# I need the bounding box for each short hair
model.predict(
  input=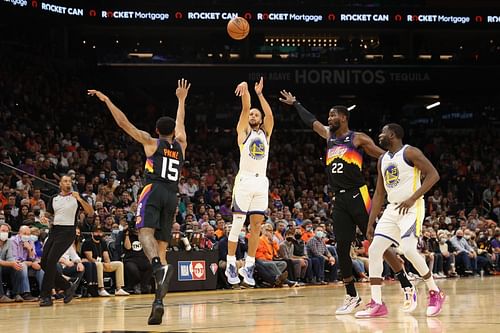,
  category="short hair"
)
[156,116,176,136]
[386,123,405,139]
[331,105,350,120]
